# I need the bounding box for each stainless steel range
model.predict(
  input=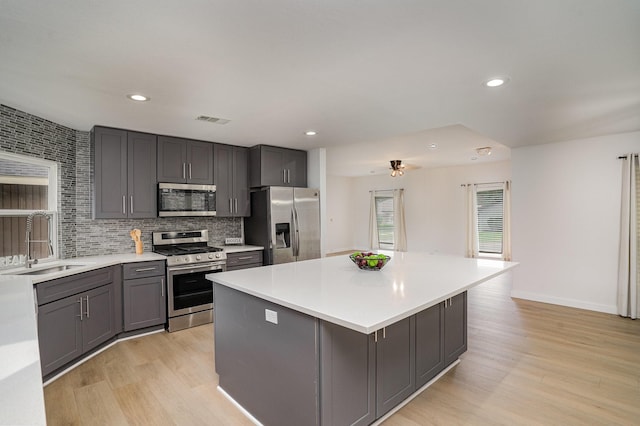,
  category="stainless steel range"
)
[152,229,226,332]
